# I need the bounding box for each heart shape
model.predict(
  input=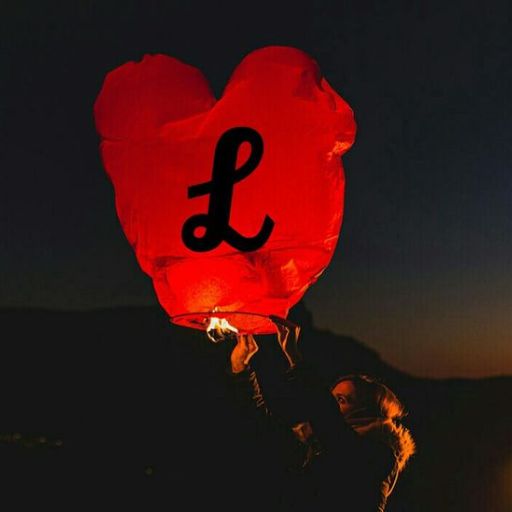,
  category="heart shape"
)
[94,46,356,334]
